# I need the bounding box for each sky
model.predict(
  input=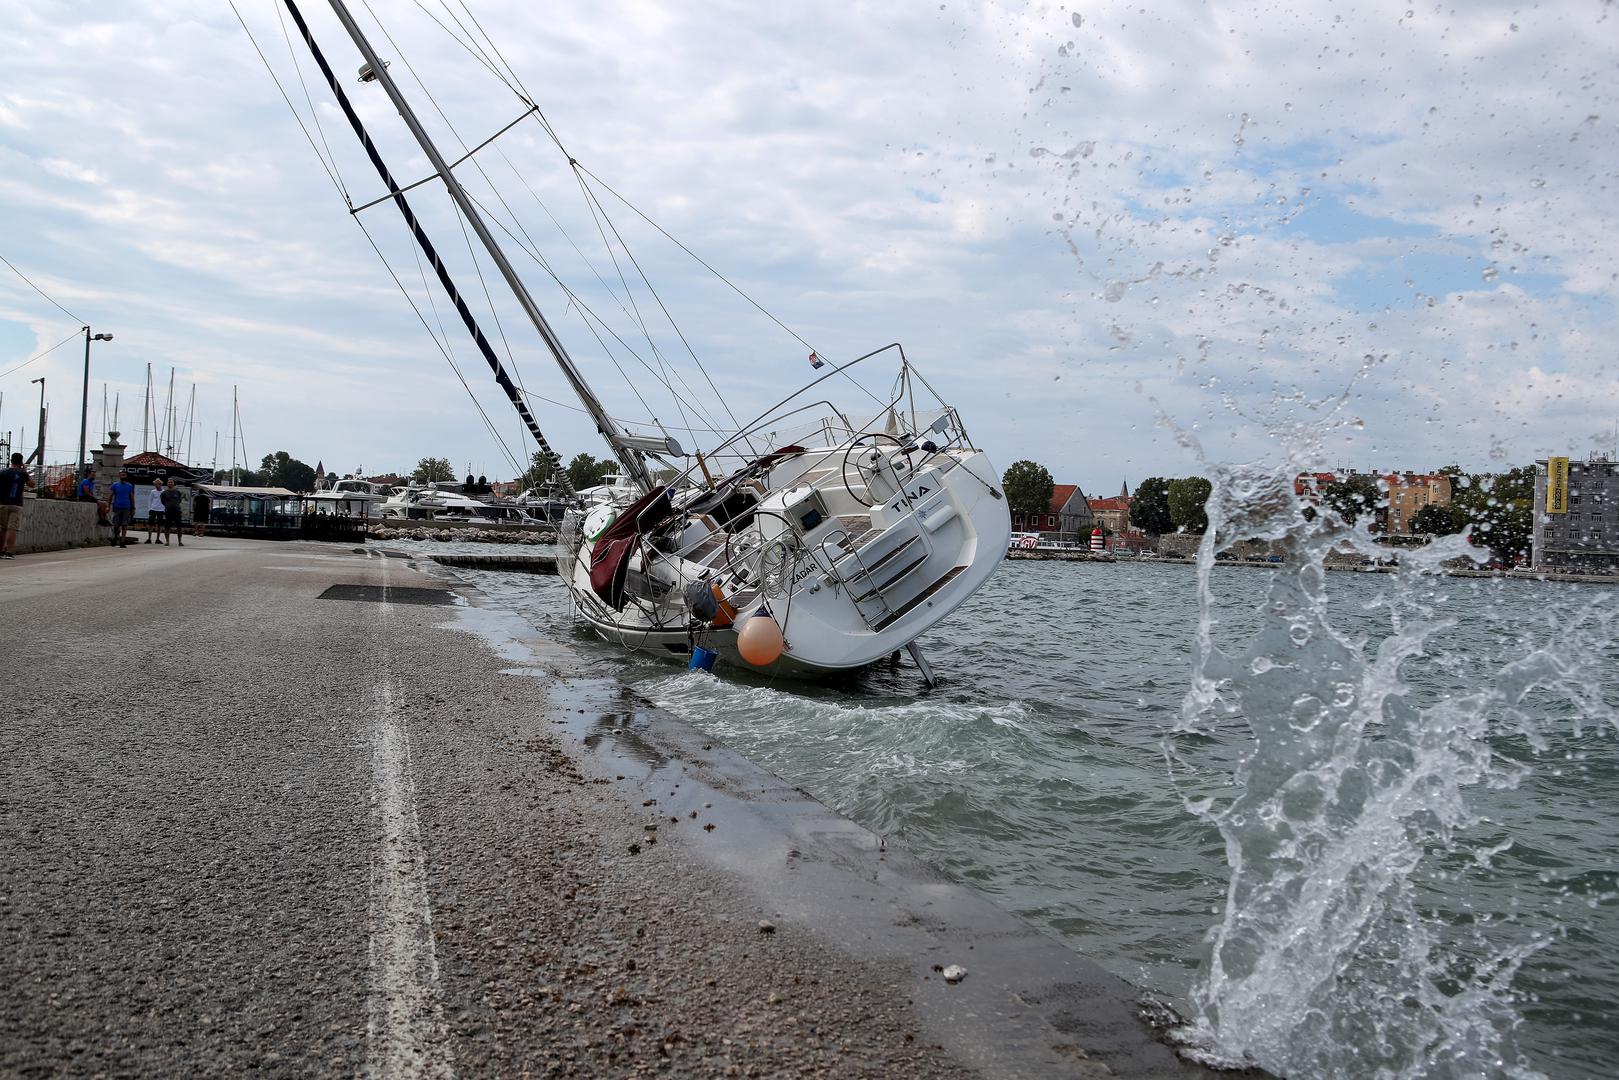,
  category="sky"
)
[1,0,1615,496]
